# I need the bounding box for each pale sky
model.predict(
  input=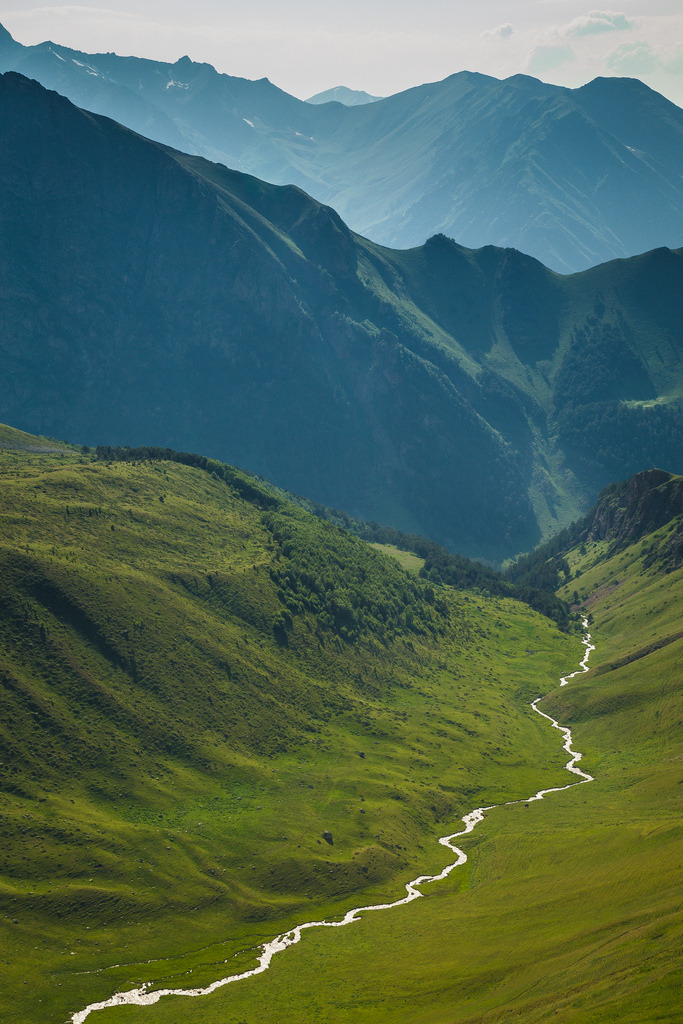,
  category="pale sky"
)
[2,1,683,105]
